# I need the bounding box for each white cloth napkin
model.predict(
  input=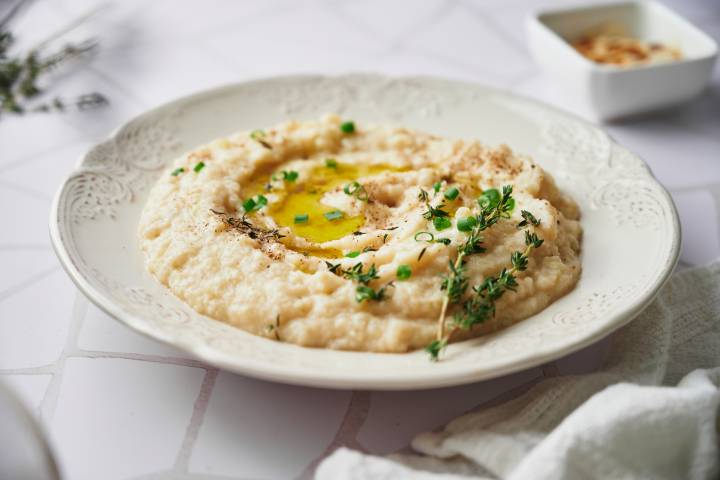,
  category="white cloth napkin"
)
[316,261,720,480]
